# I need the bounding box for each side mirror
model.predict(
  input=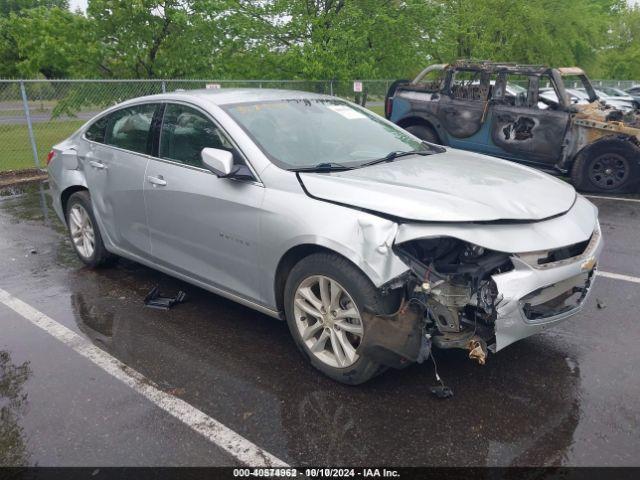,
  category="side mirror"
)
[201,148,233,177]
